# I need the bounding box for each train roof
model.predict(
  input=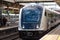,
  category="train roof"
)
[45,8,60,14]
